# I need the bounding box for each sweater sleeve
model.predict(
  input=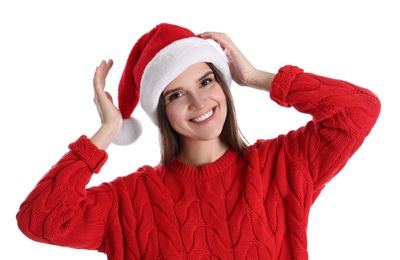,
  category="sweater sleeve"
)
[16,135,114,250]
[269,65,380,196]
